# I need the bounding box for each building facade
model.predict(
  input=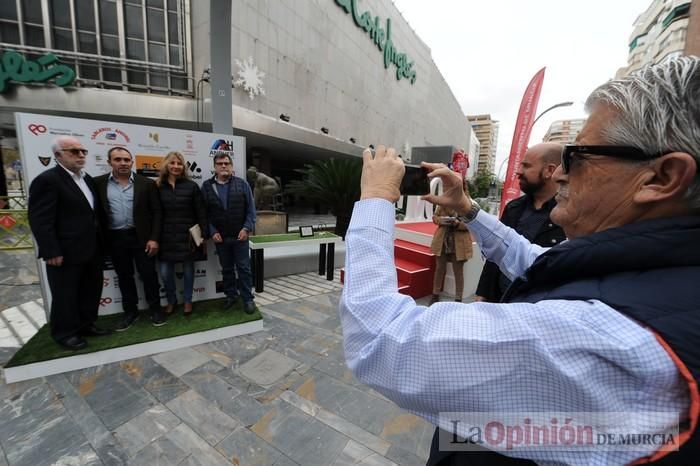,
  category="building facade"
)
[542,118,586,144]
[684,0,700,55]
[466,114,498,175]
[0,0,471,194]
[616,0,694,77]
